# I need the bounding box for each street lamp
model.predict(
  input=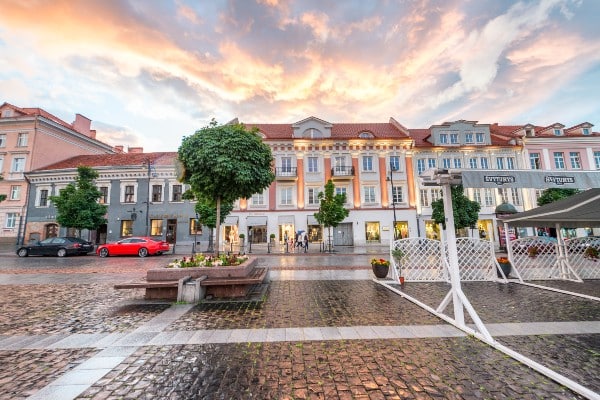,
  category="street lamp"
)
[143,159,157,237]
[248,227,253,254]
[386,161,399,240]
[192,212,199,254]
